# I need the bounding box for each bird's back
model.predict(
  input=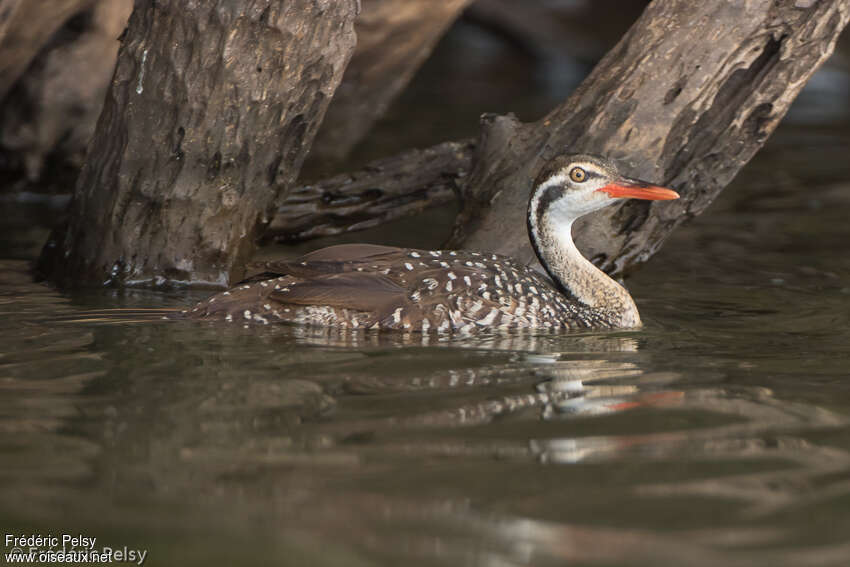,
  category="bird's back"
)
[183,244,607,331]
